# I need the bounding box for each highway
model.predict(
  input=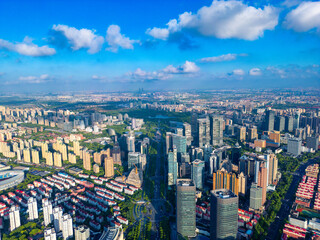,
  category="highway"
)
[265,158,318,240]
